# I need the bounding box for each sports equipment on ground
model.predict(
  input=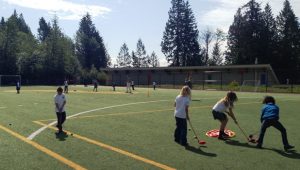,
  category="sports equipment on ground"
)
[235,123,256,143]
[188,119,206,145]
